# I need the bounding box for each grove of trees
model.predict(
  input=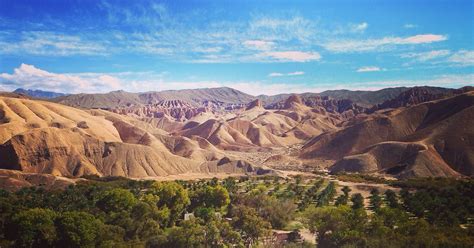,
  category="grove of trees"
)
[0,176,472,247]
